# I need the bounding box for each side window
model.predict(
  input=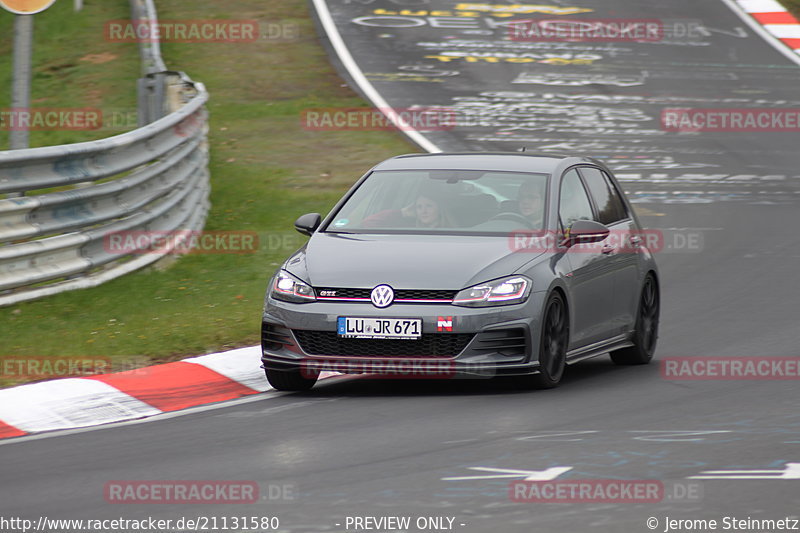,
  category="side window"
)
[602,170,629,220]
[559,169,594,227]
[580,167,628,225]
